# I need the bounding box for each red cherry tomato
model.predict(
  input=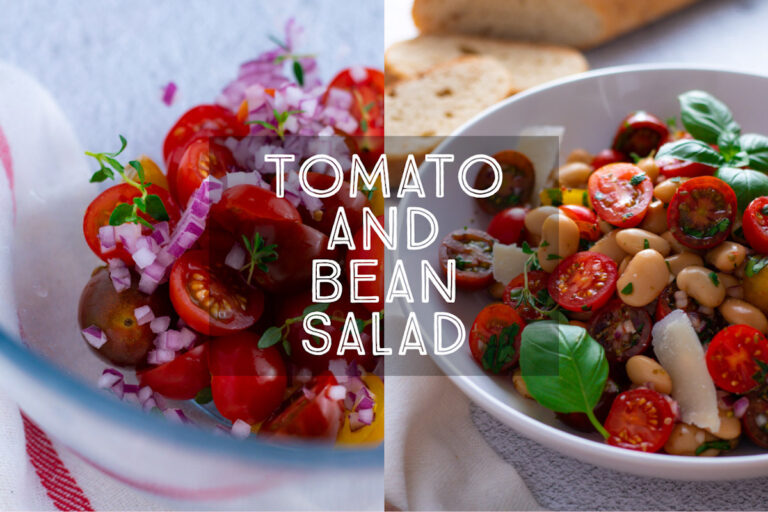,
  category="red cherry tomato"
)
[137,343,210,400]
[83,183,180,264]
[605,388,675,452]
[548,252,618,313]
[210,184,301,236]
[169,250,264,336]
[208,331,287,424]
[296,172,369,236]
[667,176,737,250]
[487,207,527,245]
[558,205,601,241]
[163,105,247,166]
[657,156,716,179]
[588,163,653,228]
[174,138,237,208]
[592,149,627,169]
[347,217,385,312]
[612,111,669,158]
[743,393,768,449]
[503,270,550,321]
[706,325,768,394]
[261,372,345,440]
[557,378,620,433]
[469,304,526,373]
[588,300,652,363]
[474,151,536,214]
[743,197,768,255]
[438,229,496,290]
